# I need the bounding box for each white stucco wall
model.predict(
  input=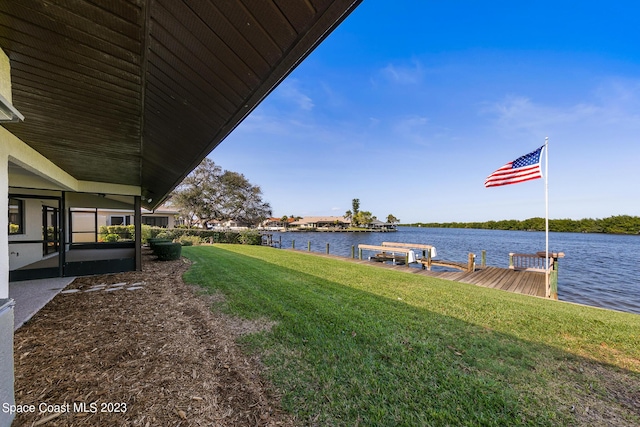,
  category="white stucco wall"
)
[1,150,8,298]
[0,299,15,427]
[0,80,11,294]
[0,47,16,426]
